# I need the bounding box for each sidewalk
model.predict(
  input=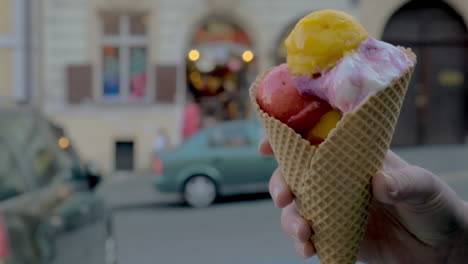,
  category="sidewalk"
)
[98,173,181,209]
[394,144,468,175]
[395,145,468,200]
